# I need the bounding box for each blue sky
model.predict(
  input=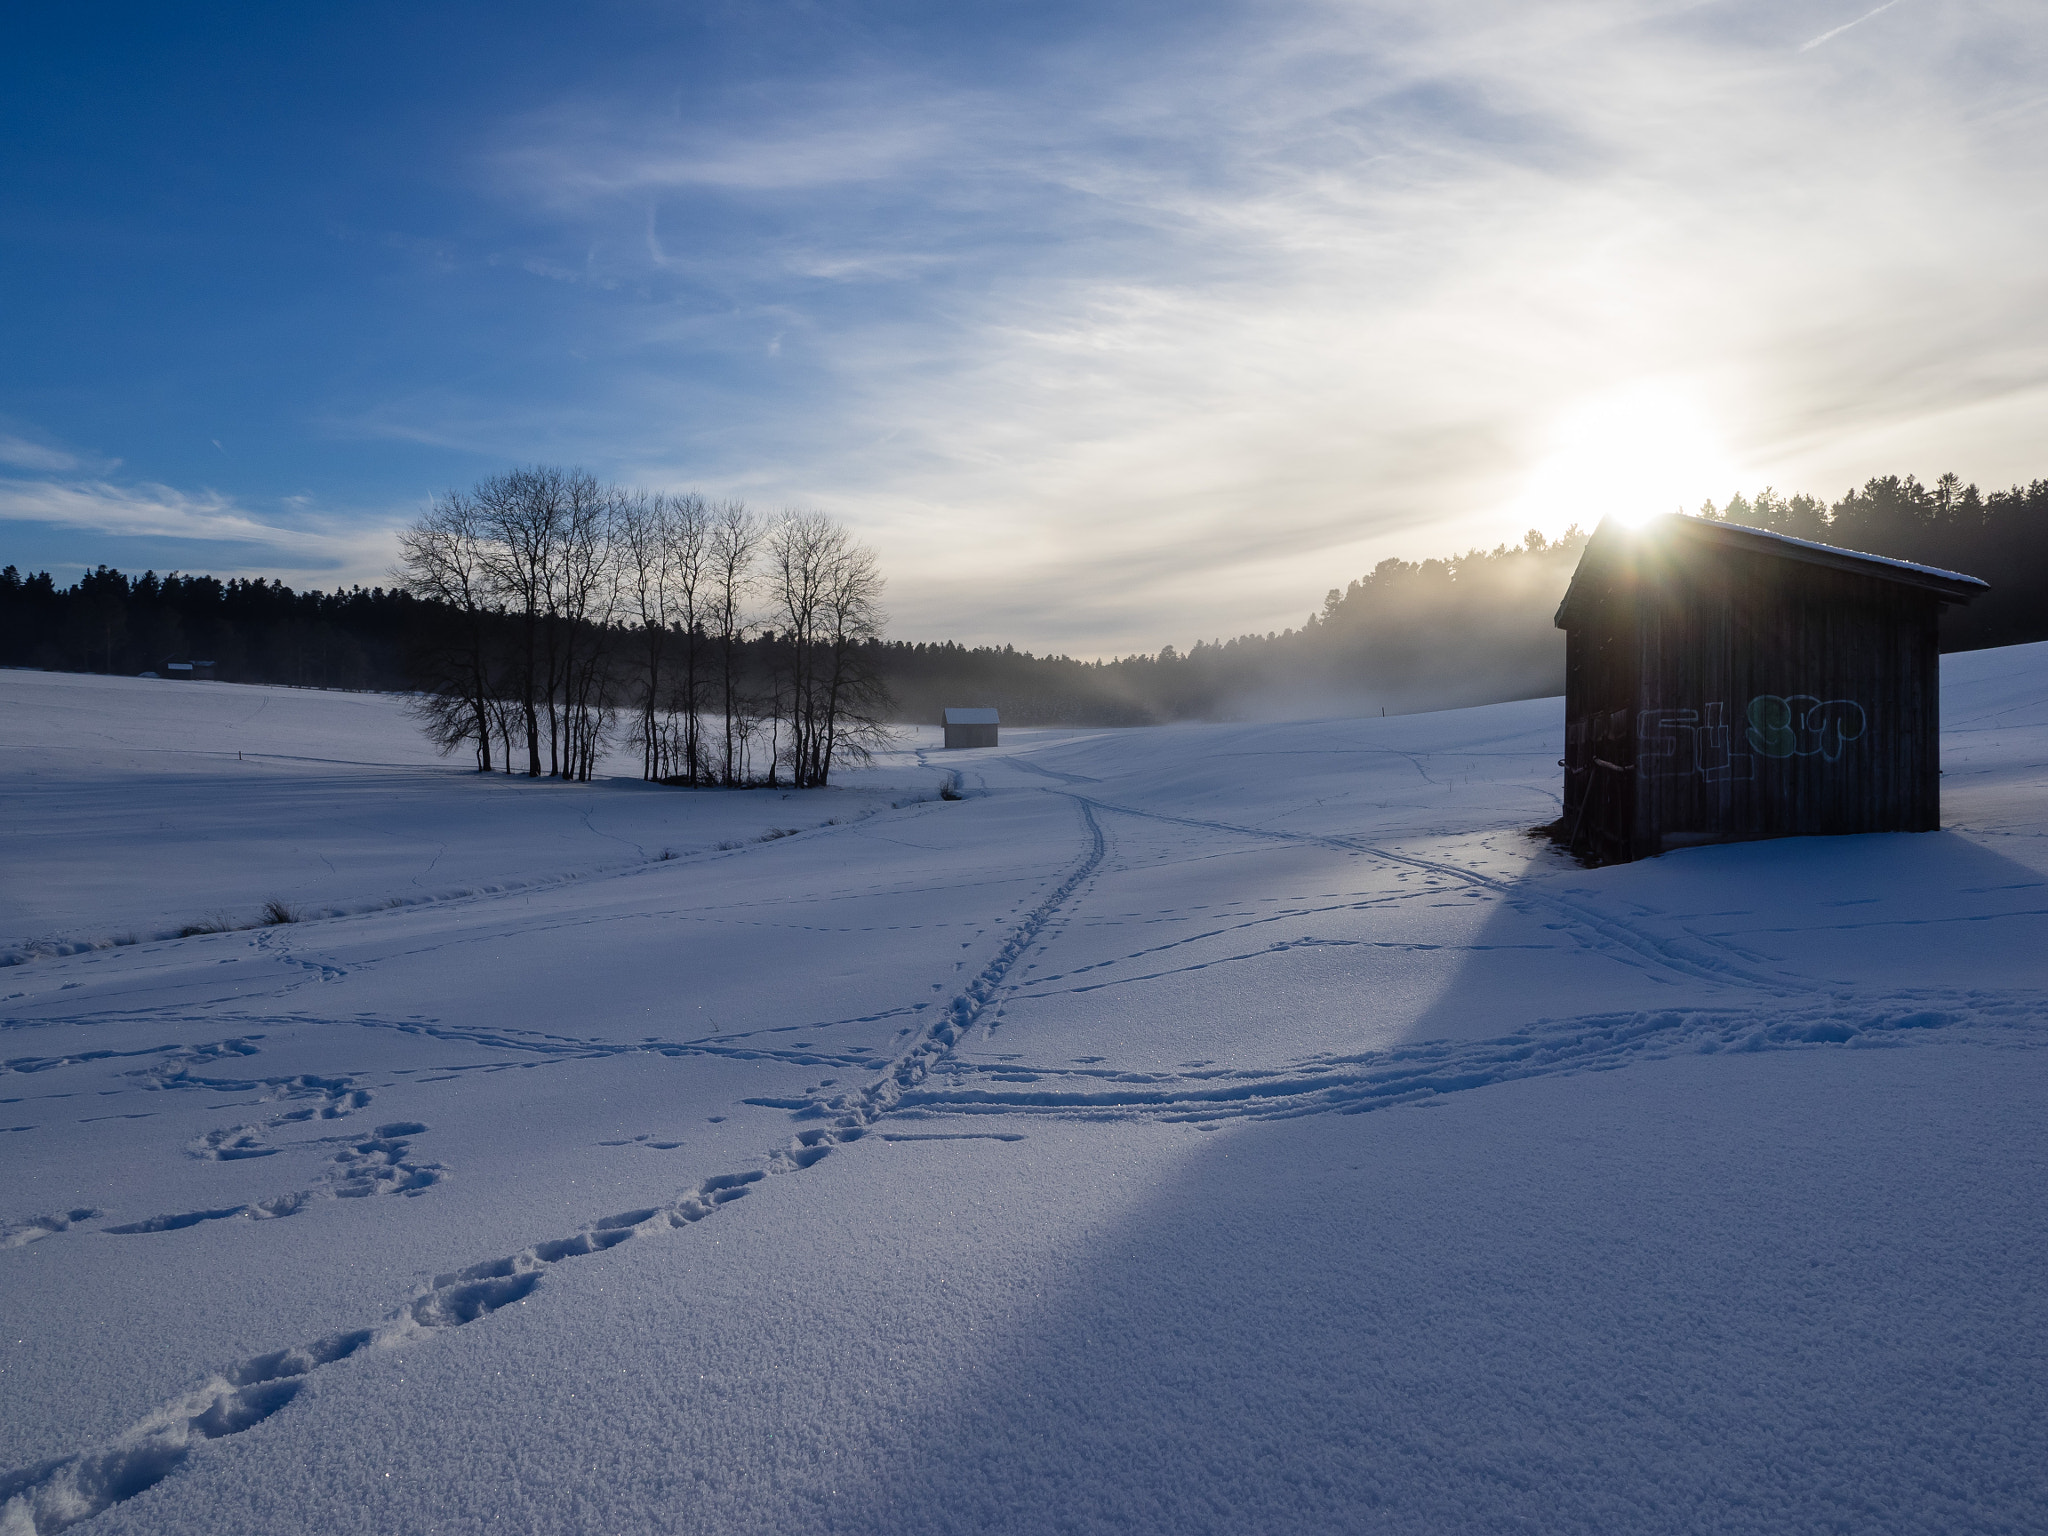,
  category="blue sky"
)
[4,0,2044,654]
